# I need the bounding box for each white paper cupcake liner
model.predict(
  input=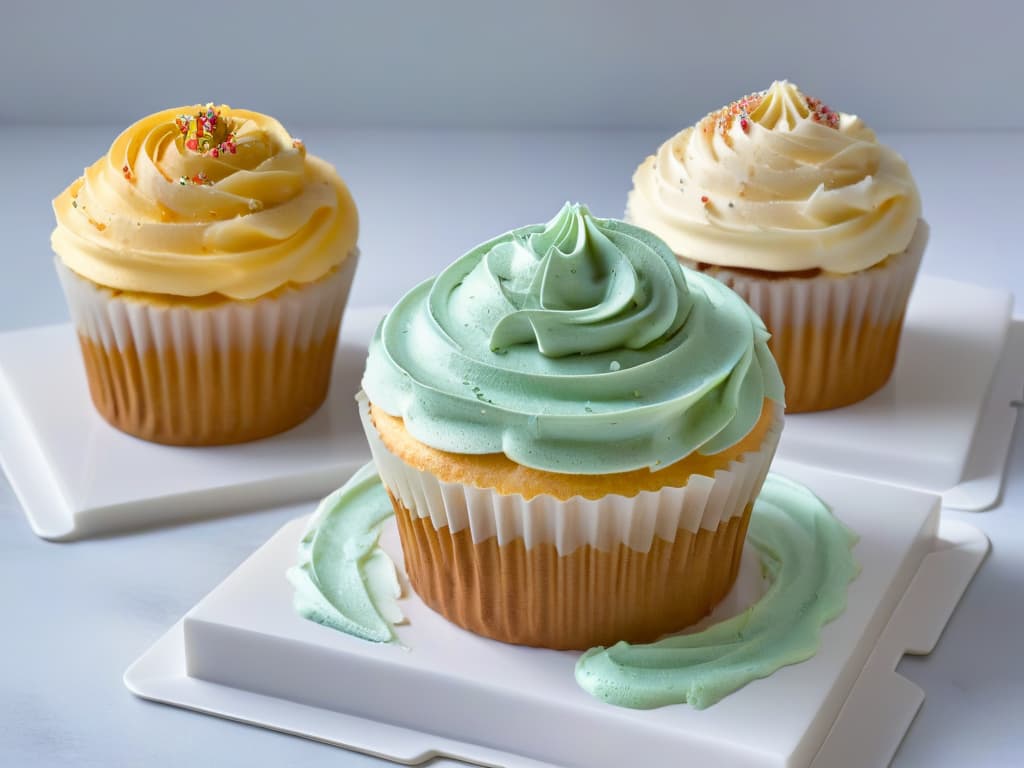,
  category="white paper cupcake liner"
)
[697,223,927,411]
[54,251,358,444]
[359,392,783,556]
[699,222,927,330]
[55,251,358,355]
